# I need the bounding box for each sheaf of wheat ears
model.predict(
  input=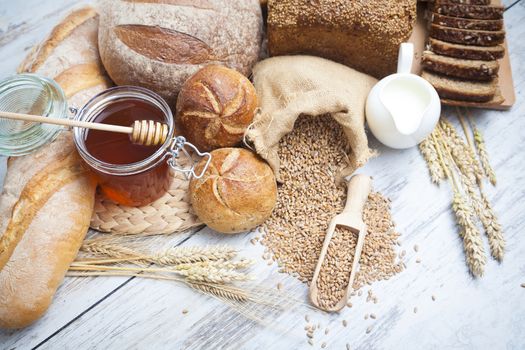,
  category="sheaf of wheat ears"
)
[456,170,505,262]
[463,109,497,186]
[432,129,486,277]
[419,131,446,184]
